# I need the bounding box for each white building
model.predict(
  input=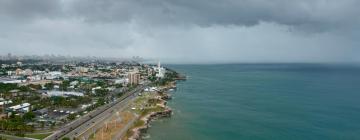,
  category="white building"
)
[44,91,84,97]
[24,69,33,76]
[8,103,31,113]
[92,86,102,94]
[7,71,13,76]
[70,81,79,86]
[0,78,24,84]
[45,71,62,80]
[114,78,127,84]
[154,61,166,78]
[0,98,13,106]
